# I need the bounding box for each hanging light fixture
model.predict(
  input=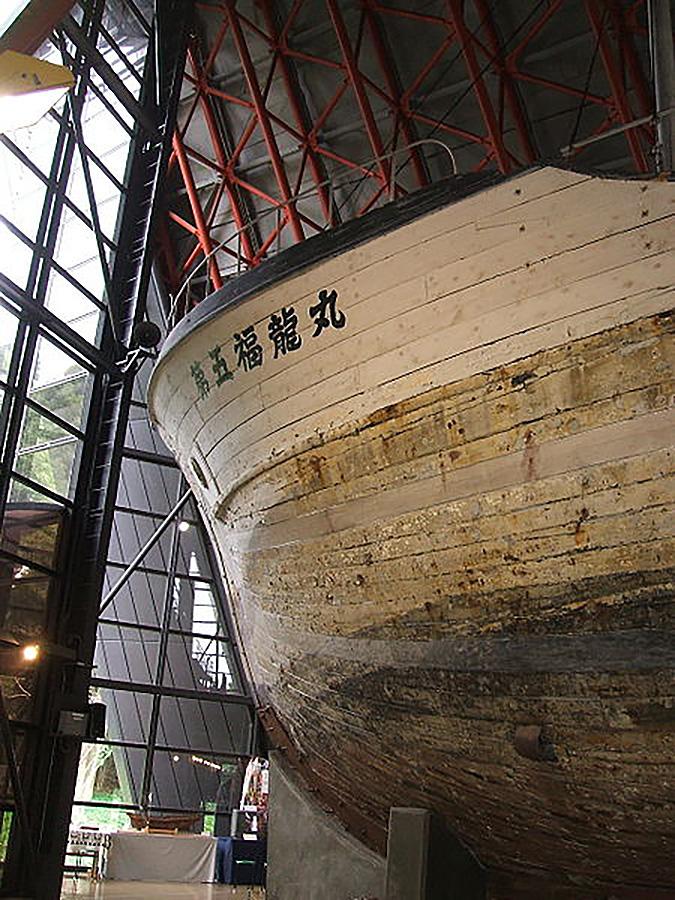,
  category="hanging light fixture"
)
[0,49,73,133]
